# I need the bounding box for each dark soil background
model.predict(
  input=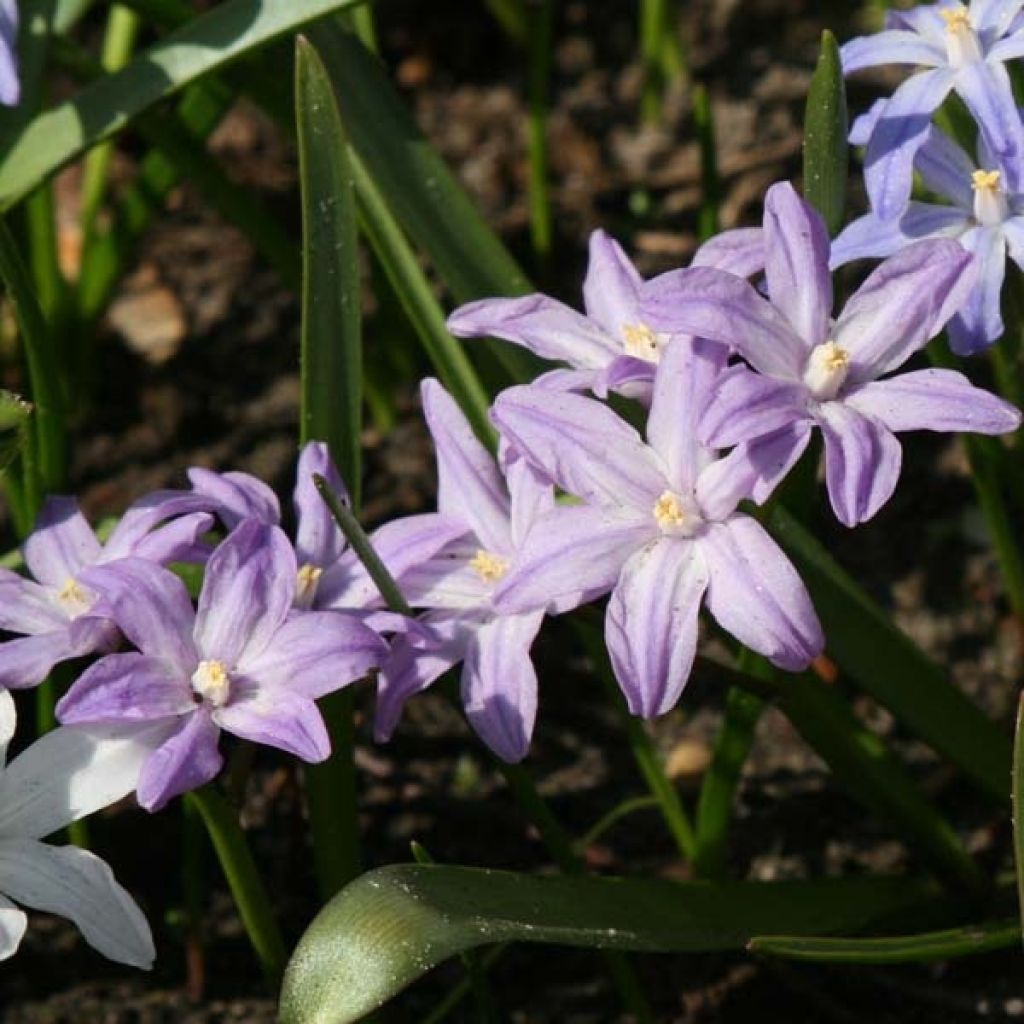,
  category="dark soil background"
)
[2,0,1023,1020]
